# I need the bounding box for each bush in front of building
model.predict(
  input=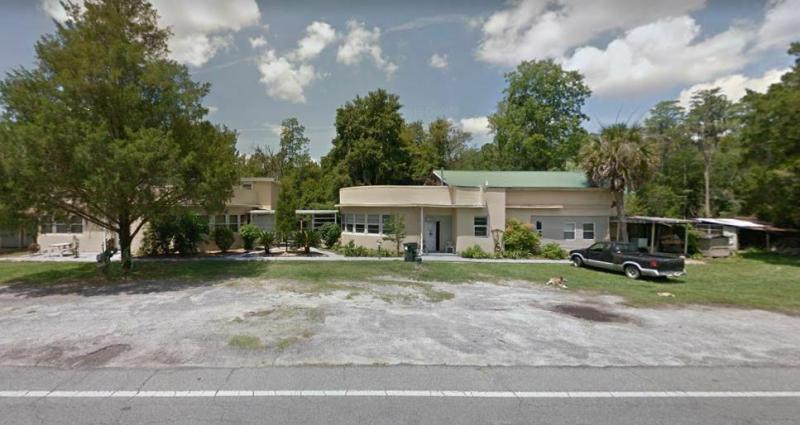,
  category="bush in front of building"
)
[541,242,568,259]
[239,224,263,251]
[212,227,235,253]
[260,231,275,255]
[138,213,209,256]
[318,222,342,248]
[460,244,495,259]
[340,240,396,257]
[295,228,321,255]
[503,219,541,256]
